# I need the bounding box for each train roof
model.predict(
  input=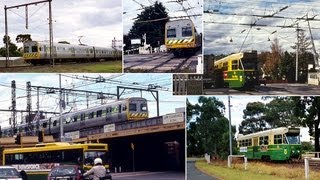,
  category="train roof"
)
[23,41,113,50]
[166,18,194,25]
[237,127,300,141]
